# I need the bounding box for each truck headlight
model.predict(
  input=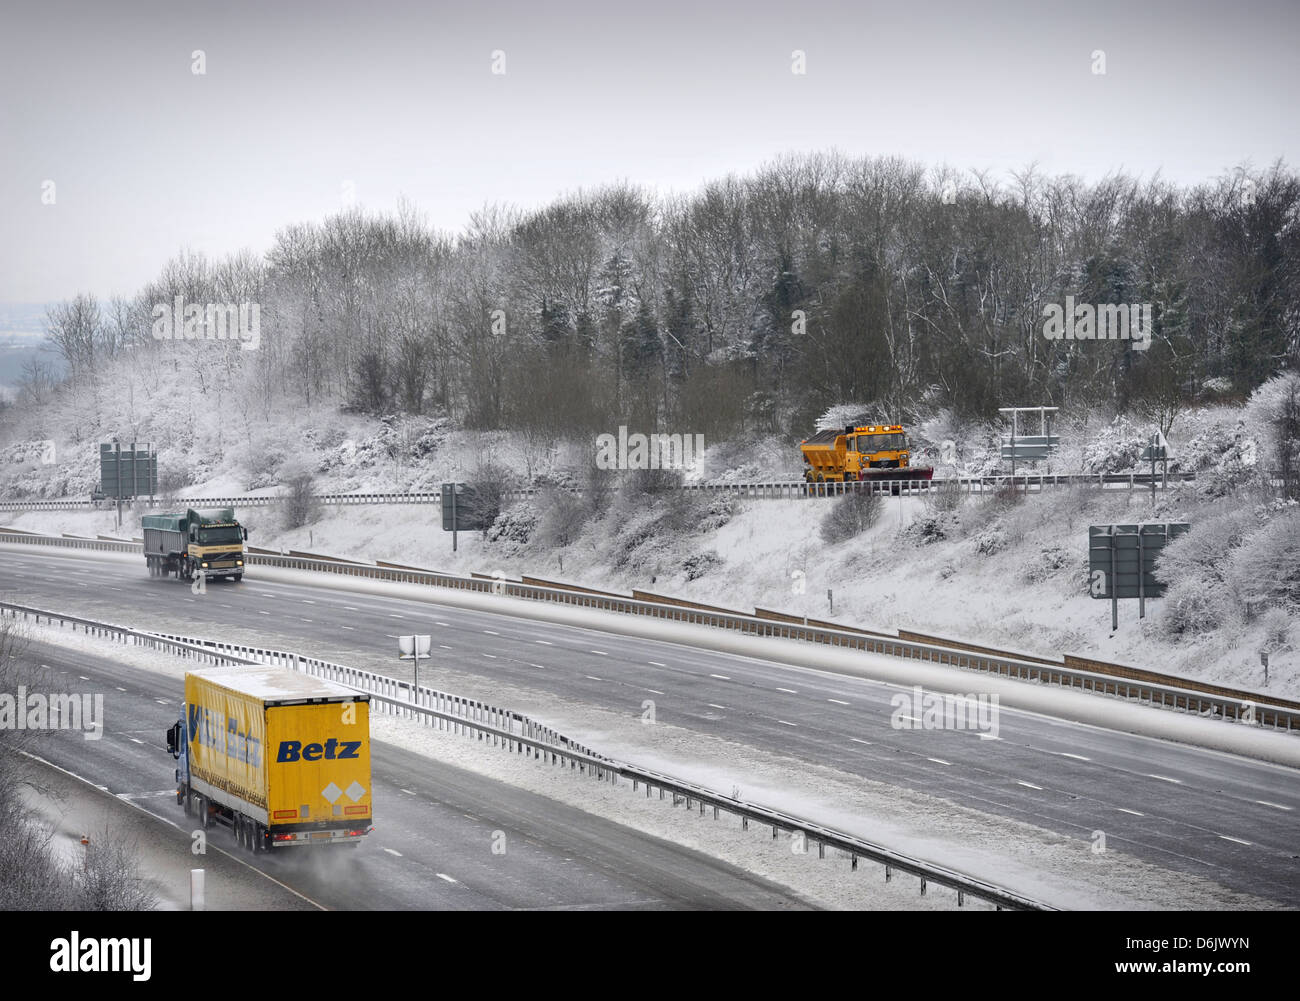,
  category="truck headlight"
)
[201,562,208,568]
